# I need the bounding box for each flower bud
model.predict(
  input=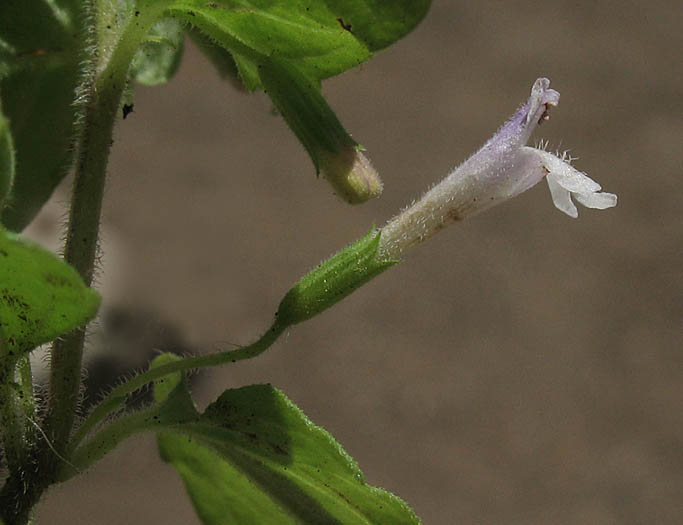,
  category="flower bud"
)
[258,56,383,204]
[319,146,383,204]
